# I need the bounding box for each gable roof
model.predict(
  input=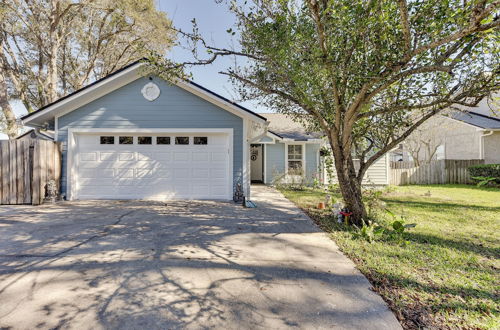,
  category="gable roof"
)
[15,129,54,141]
[261,113,323,141]
[21,60,267,126]
[448,111,500,129]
